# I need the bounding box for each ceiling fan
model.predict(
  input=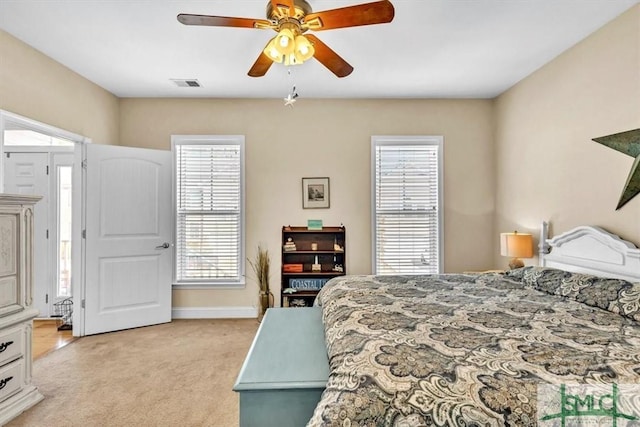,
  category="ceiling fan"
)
[177,0,395,78]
